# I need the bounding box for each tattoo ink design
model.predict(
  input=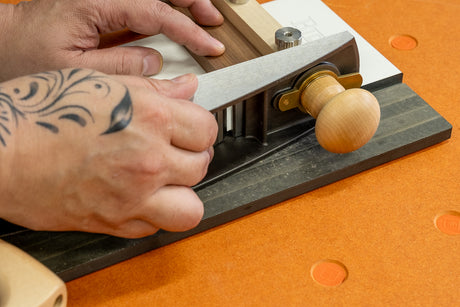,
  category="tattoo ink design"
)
[0,69,133,147]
